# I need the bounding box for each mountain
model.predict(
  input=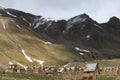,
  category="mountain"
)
[0,7,120,68]
[31,13,120,59]
[0,8,83,68]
